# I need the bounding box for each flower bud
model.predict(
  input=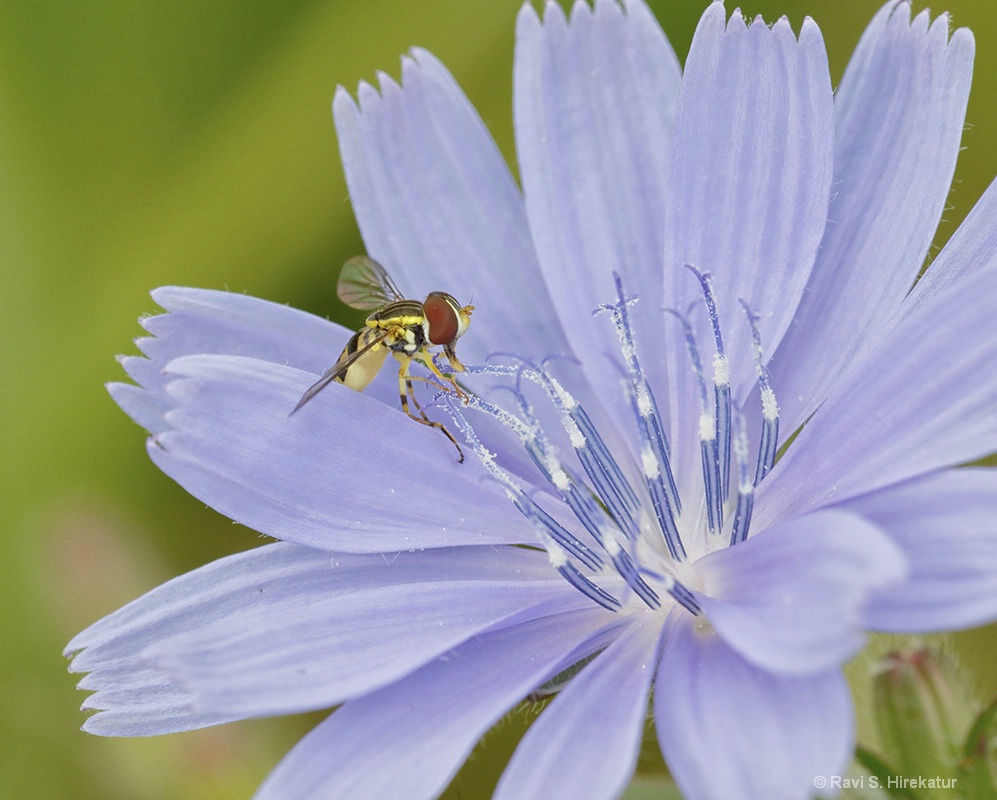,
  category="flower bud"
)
[872,647,972,780]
